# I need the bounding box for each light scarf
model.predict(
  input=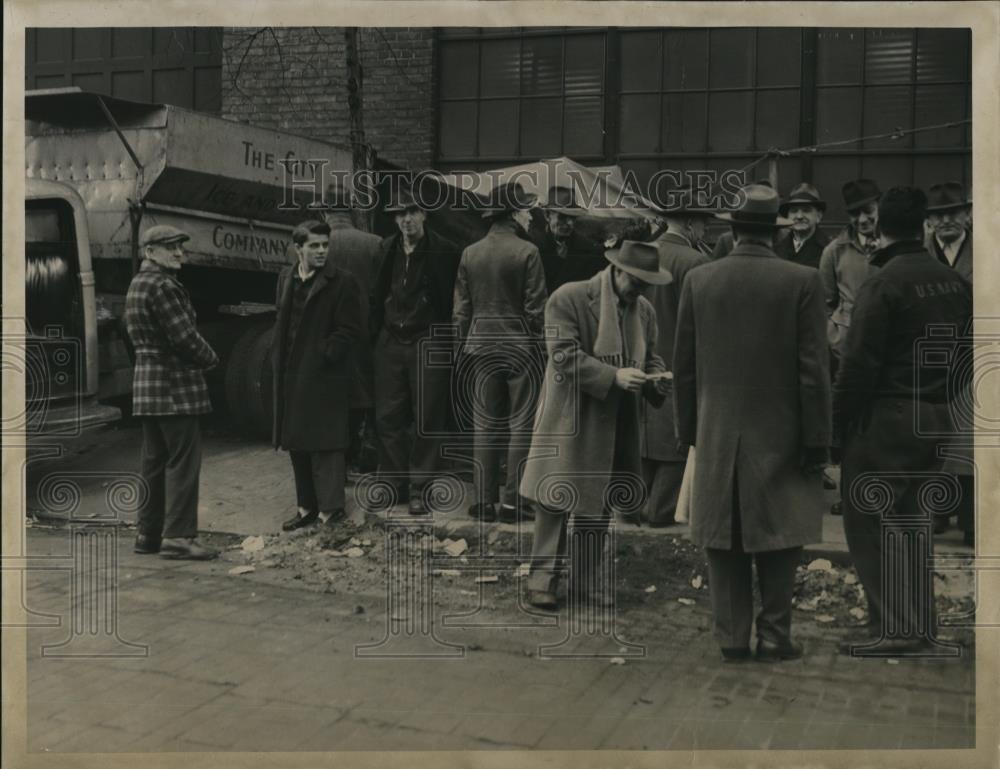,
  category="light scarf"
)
[593,266,646,369]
